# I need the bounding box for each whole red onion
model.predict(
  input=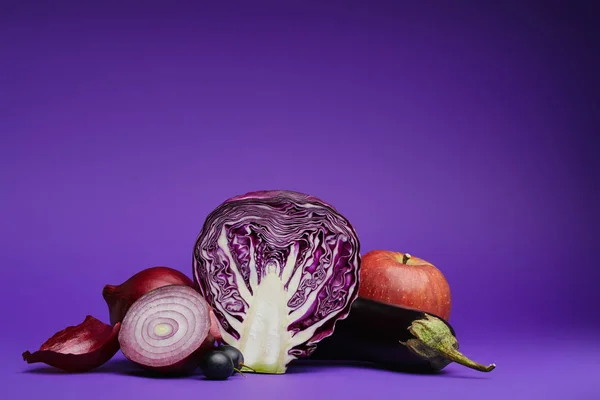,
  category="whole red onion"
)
[102,266,193,325]
[102,266,223,343]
